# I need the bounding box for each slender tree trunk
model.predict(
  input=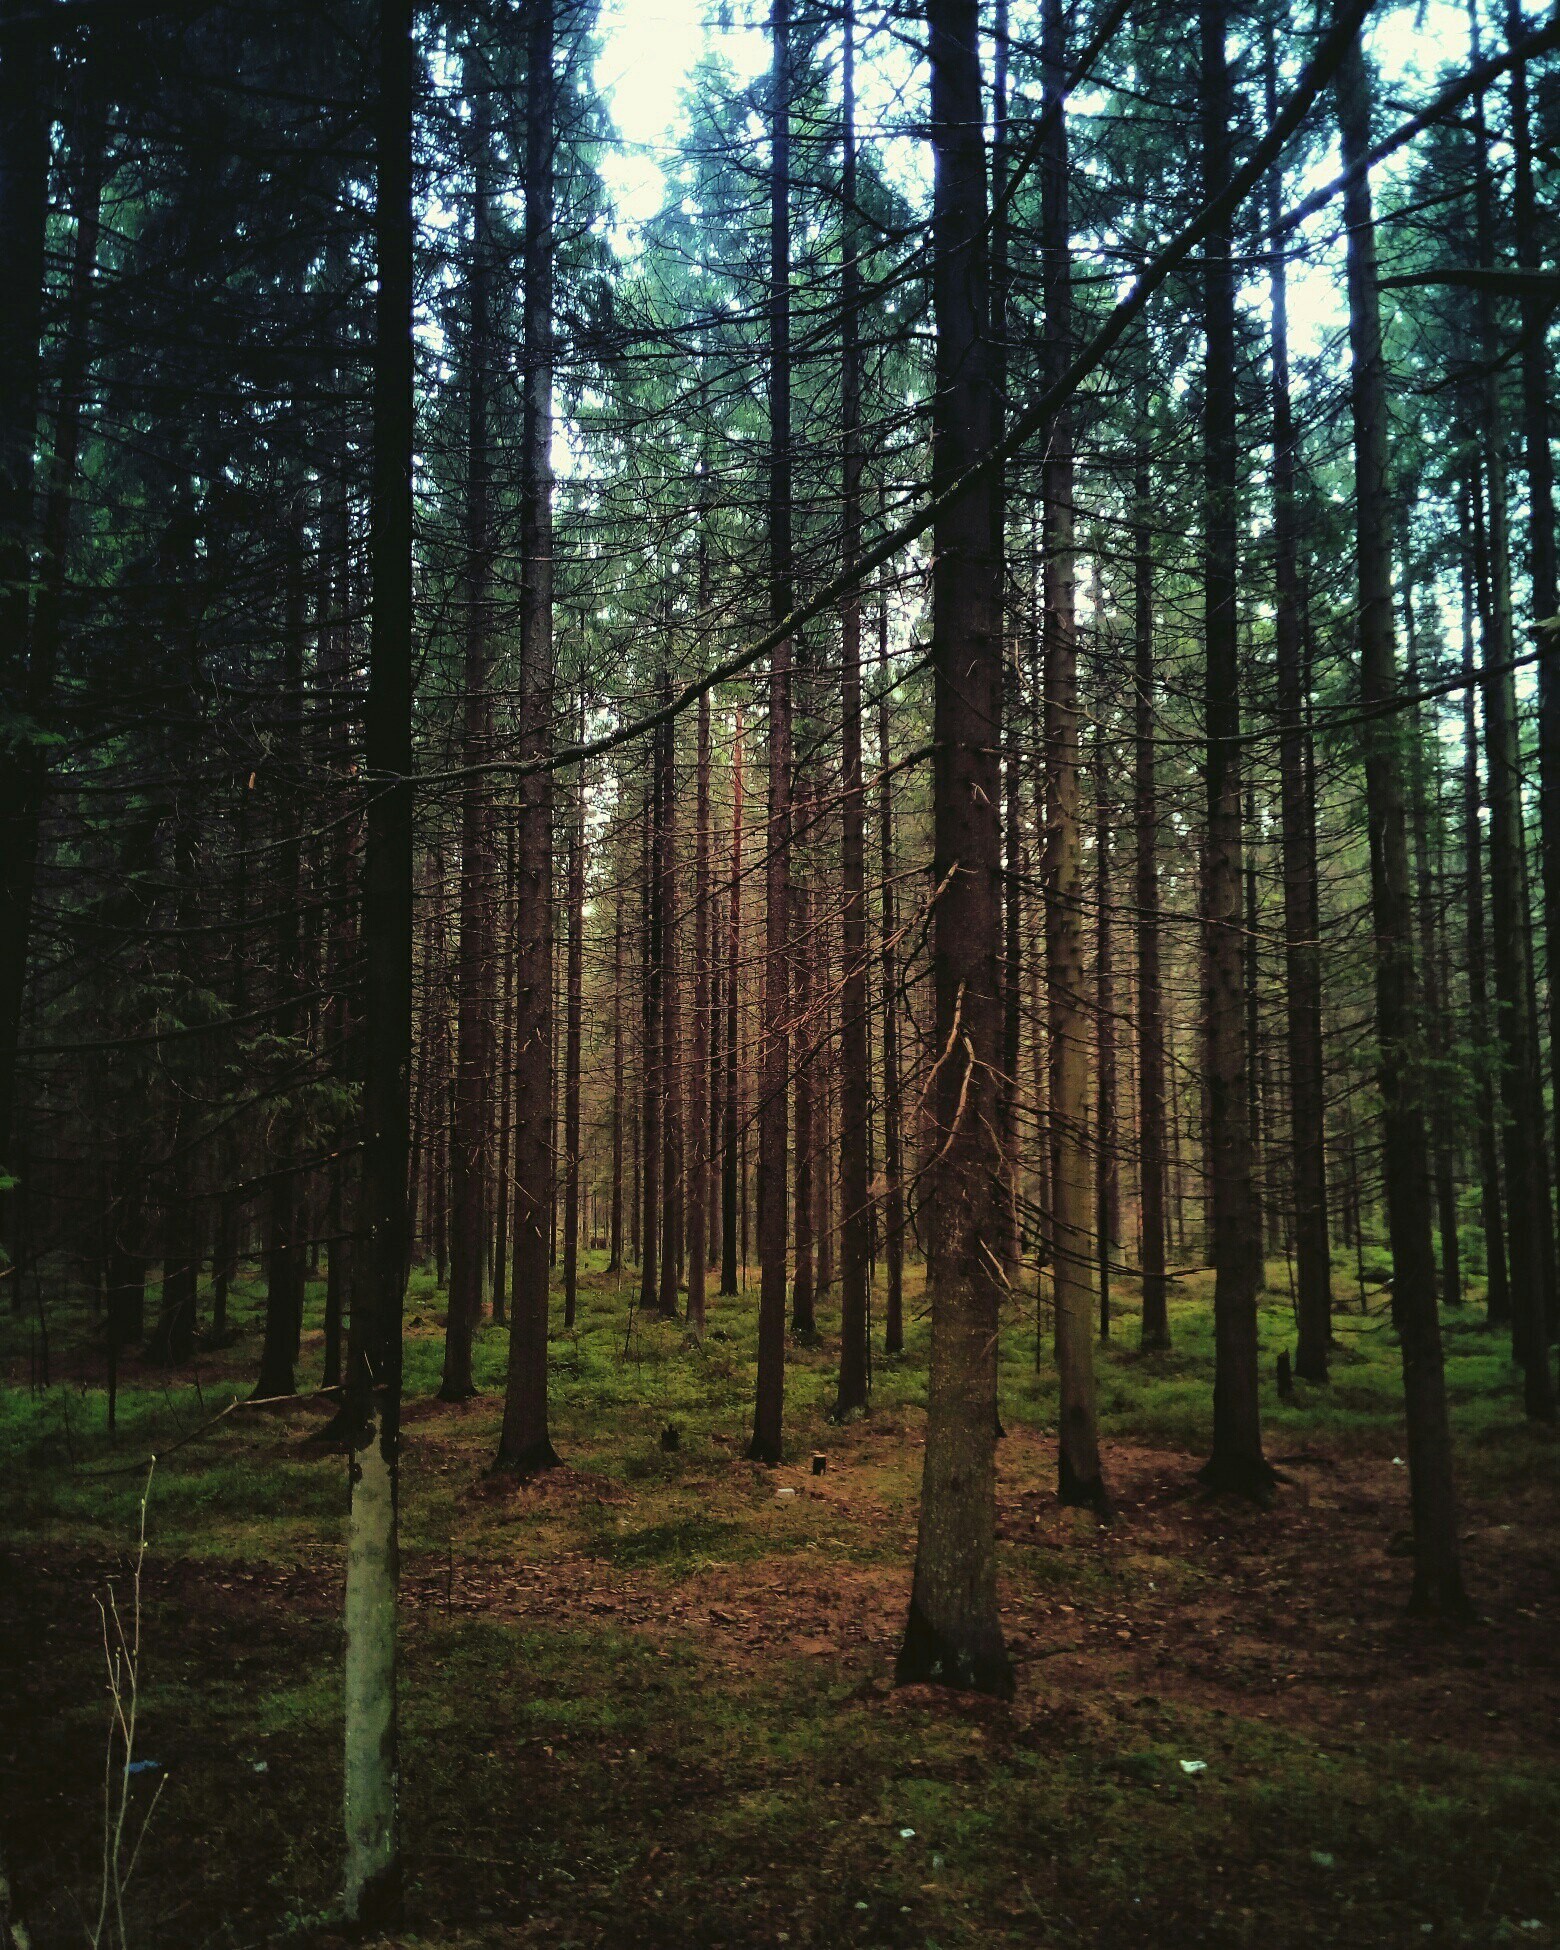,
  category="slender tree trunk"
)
[1507,2,1560,1254]
[722,712,744,1295]
[1336,34,1472,1611]
[1040,0,1107,1512]
[0,0,50,1229]
[1404,572,1462,1310]
[1463,488,1511,1326]
[834,0,870,1415]
[658,689,683,1320]
[1266,74,1332,1379]
[609,855,626,1274]
[688,686,712,1333]
[257,535,309,1397]
[878,608,906,1356]
[563,717,585,1330]
[343,0,414,1917]
[1467,67,1555,1417]
[640,767,661,1311]
[1133,449,1170,1351]
[496,0,560,1472]
[897,0,1012,1699]
[1198,0,1270,1499]
[752,0,793,1463]
[791,880,816,1336]
[1094,719,1116,1343]
[443,56,495,1399]
[492,823,516,1320]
